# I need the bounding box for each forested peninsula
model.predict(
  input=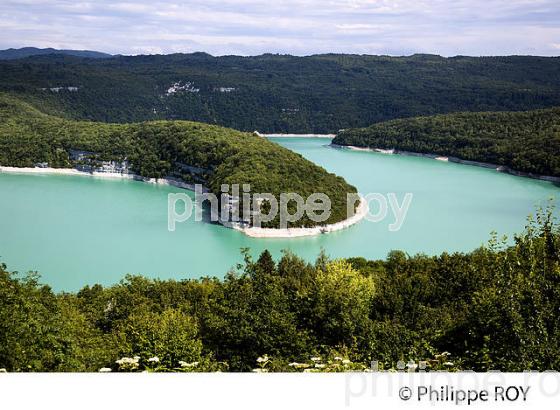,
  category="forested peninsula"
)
[0,94,356,228]
[333,108,560,178]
